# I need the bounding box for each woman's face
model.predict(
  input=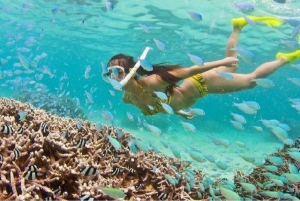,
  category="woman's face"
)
[107,65,126,81]
[107,57,133,81]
